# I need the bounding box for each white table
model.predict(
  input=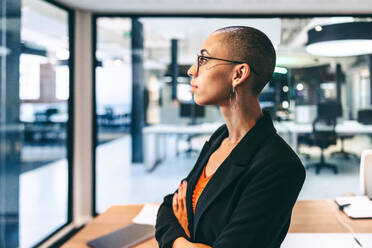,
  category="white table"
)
[282,120,372,152]
[142,120,372,171]
[142,122,288,171]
